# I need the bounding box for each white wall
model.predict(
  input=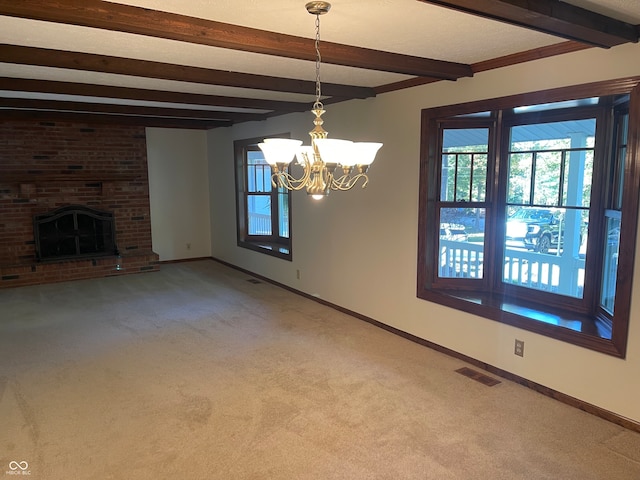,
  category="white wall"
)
[146,128,211,261]
[208,42,640,423]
